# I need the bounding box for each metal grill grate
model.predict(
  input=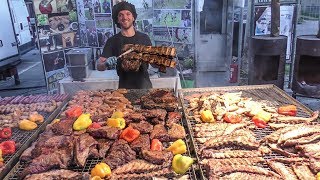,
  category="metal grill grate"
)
[178,85,314,179]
